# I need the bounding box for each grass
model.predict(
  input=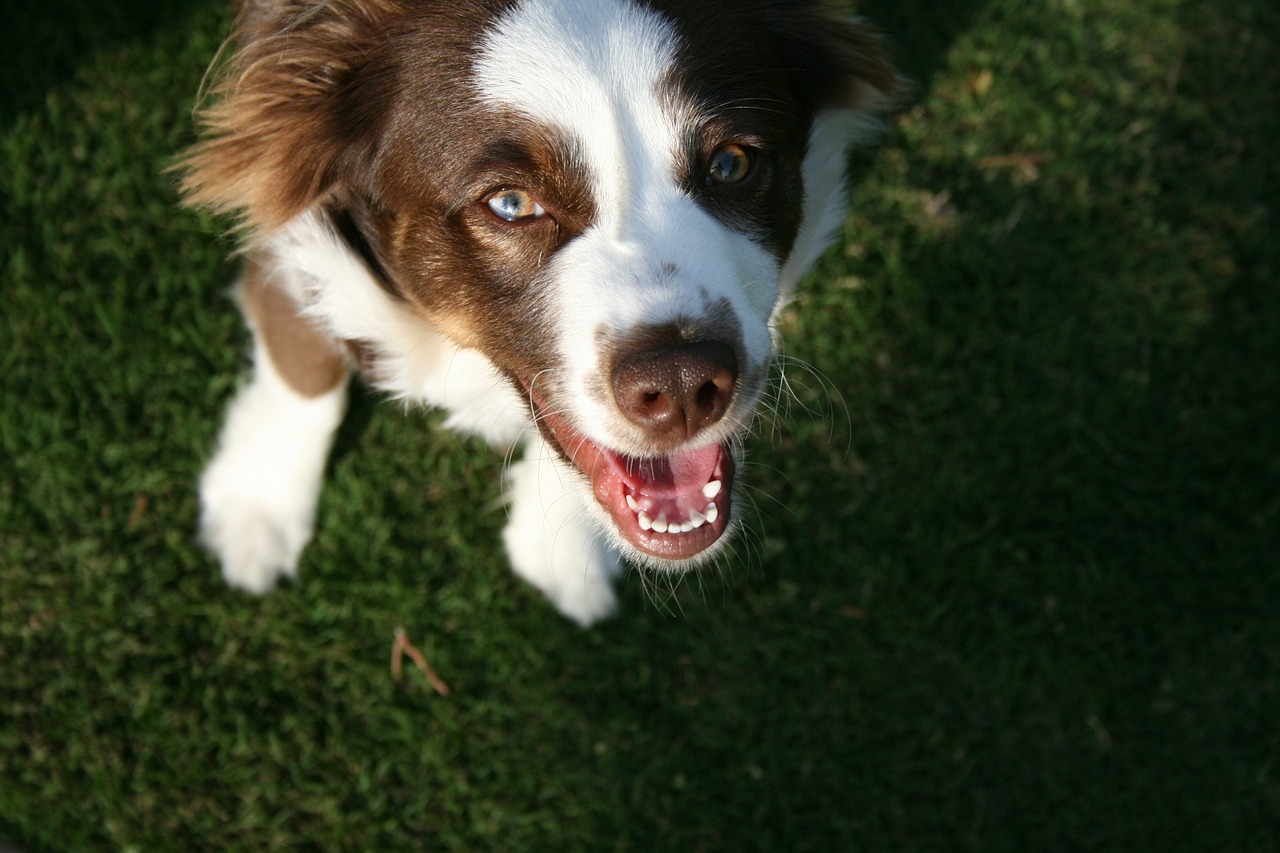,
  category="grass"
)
[2,0,1278,849]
